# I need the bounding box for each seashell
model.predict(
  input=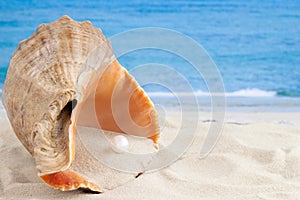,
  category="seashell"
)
[2,15,159,193]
